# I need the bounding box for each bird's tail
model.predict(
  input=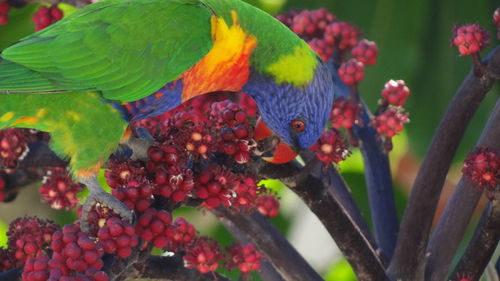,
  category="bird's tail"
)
[0,58,59,94]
